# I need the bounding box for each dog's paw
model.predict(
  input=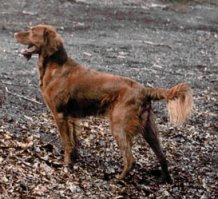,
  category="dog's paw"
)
[64,157,72,166]
[111,176,127,186]
[160,174,173,184]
